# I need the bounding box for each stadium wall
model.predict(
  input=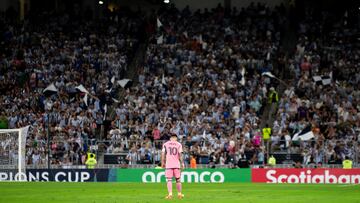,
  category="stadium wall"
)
[0,169,116,182]
[252,168,360,184]
[0,168,359,184]
[116,169,251,183]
